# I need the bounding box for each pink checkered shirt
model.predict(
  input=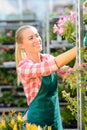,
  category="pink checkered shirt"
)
[17,53,66,105]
